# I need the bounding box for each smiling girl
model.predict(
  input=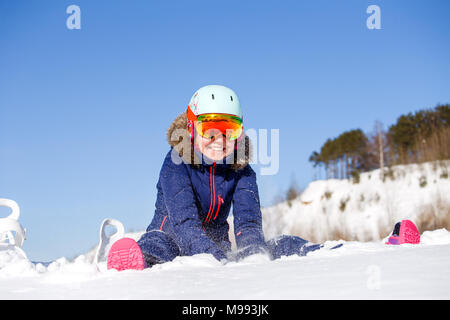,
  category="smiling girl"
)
[107,85,322,271]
